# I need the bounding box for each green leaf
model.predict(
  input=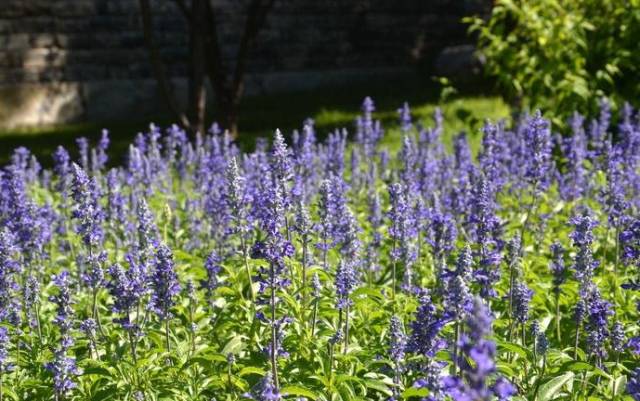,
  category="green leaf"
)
[222,335,247,354]
[1,387,19,401]
[181,357,215,371]
[611,374,627,396]
[238,366,266,377]
[91,386,118,401]
[352,287,384,301]
[559,361,593,373]
[537,372,574,401]
[81,360,114,378]
[364,380,392,396]
[402,387,429,398]
[197,351,228,363]
[281,385,318,400]
[558,360,611,379]
[497,340,532,359]
[309,375,331,388]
